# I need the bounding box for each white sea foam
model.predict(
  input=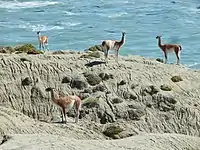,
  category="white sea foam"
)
[18,22,64,32]
[63,11,79,16]
[60,22,81,27]
[185,62,200,69]
[0,0,59,9]
[99,12,128,18]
